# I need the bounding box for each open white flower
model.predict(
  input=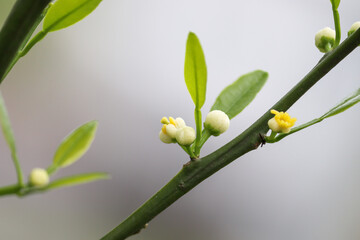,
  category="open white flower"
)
[159,117,186,144]
[268,109,296,134]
